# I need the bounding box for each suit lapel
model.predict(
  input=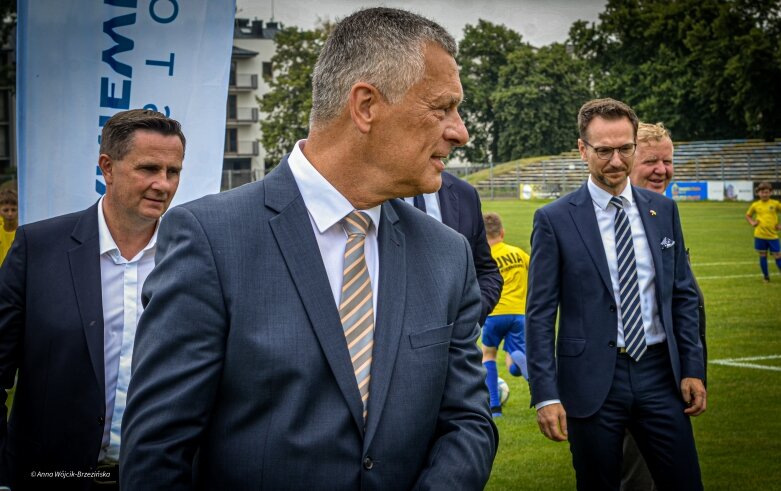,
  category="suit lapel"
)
[266,161,365,432]
[568,184,613,294]
[363,202,405,449]
[437,173,458,228]
[68,203,105,394]
[634,188,664,289]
